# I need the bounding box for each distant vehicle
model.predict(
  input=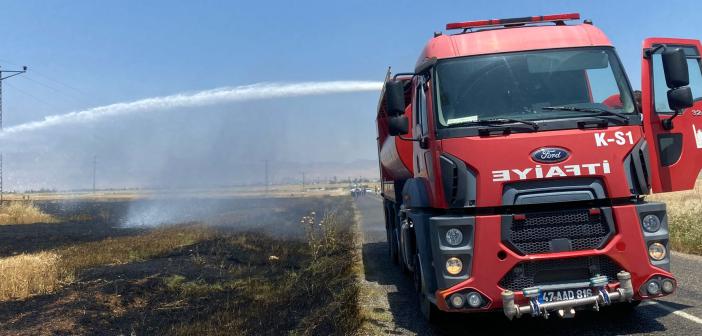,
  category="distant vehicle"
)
[376,13,699,320]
